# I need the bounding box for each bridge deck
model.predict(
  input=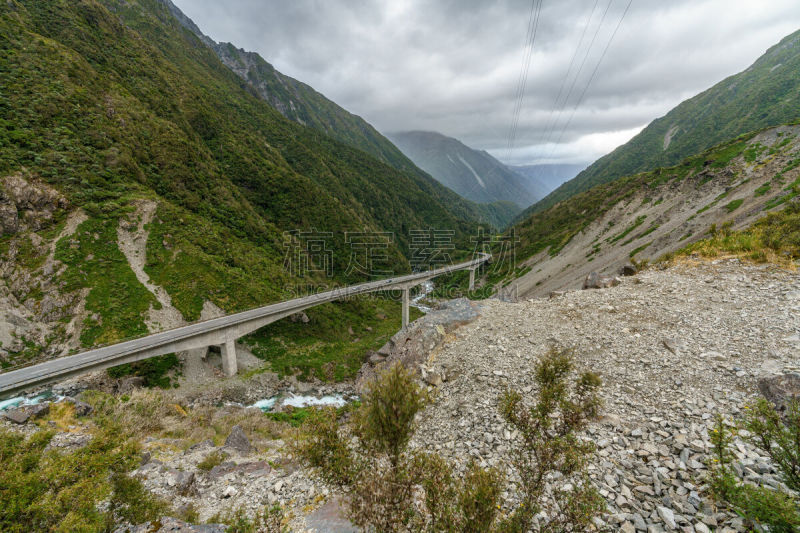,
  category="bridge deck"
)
[0,254,490,397]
